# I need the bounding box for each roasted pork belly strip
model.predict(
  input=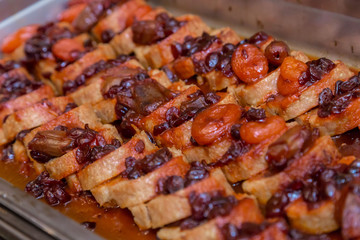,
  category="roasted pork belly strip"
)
[129,169,233,229]
[51,44,116,94]
[78,131,158,190]
[91,149,188,208]
[266,61,354,120]
[2,96,74,143]
[157,197,264,240]
[242,135,341,205]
